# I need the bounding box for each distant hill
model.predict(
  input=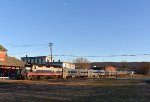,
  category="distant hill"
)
[90,62,150,70]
